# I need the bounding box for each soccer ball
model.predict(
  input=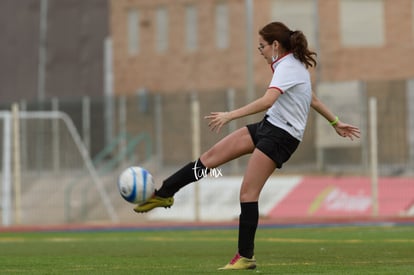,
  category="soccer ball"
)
[118,166,155,204]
